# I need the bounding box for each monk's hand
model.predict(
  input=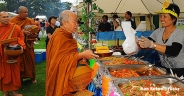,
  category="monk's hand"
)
[23,29,31,35]
[82,50,99,59]
[138,36,153,48]
[20,46,24,54]
[29,33,38,38]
